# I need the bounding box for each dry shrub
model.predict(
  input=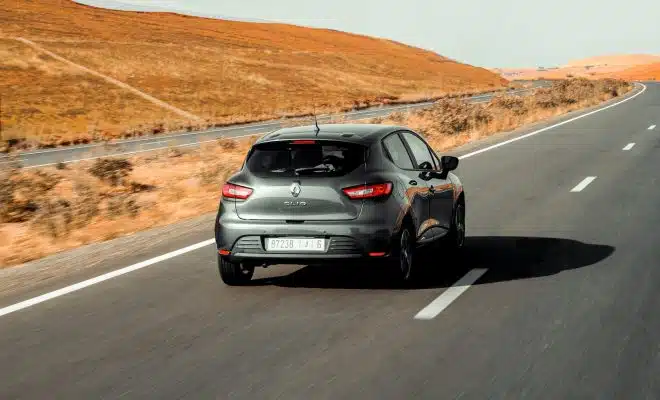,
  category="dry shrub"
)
[166,147,184,158]
[413,99,493,136]
[29,180,101,238]
[490,95,528,115]
[106,194,139,219]
[30,198,73,239]
[0,167,60,223]
[71,182,100,227]
[198,160,236,186]
[217,138,238,151]
[532,78,630,109]
[88,158,133,186]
